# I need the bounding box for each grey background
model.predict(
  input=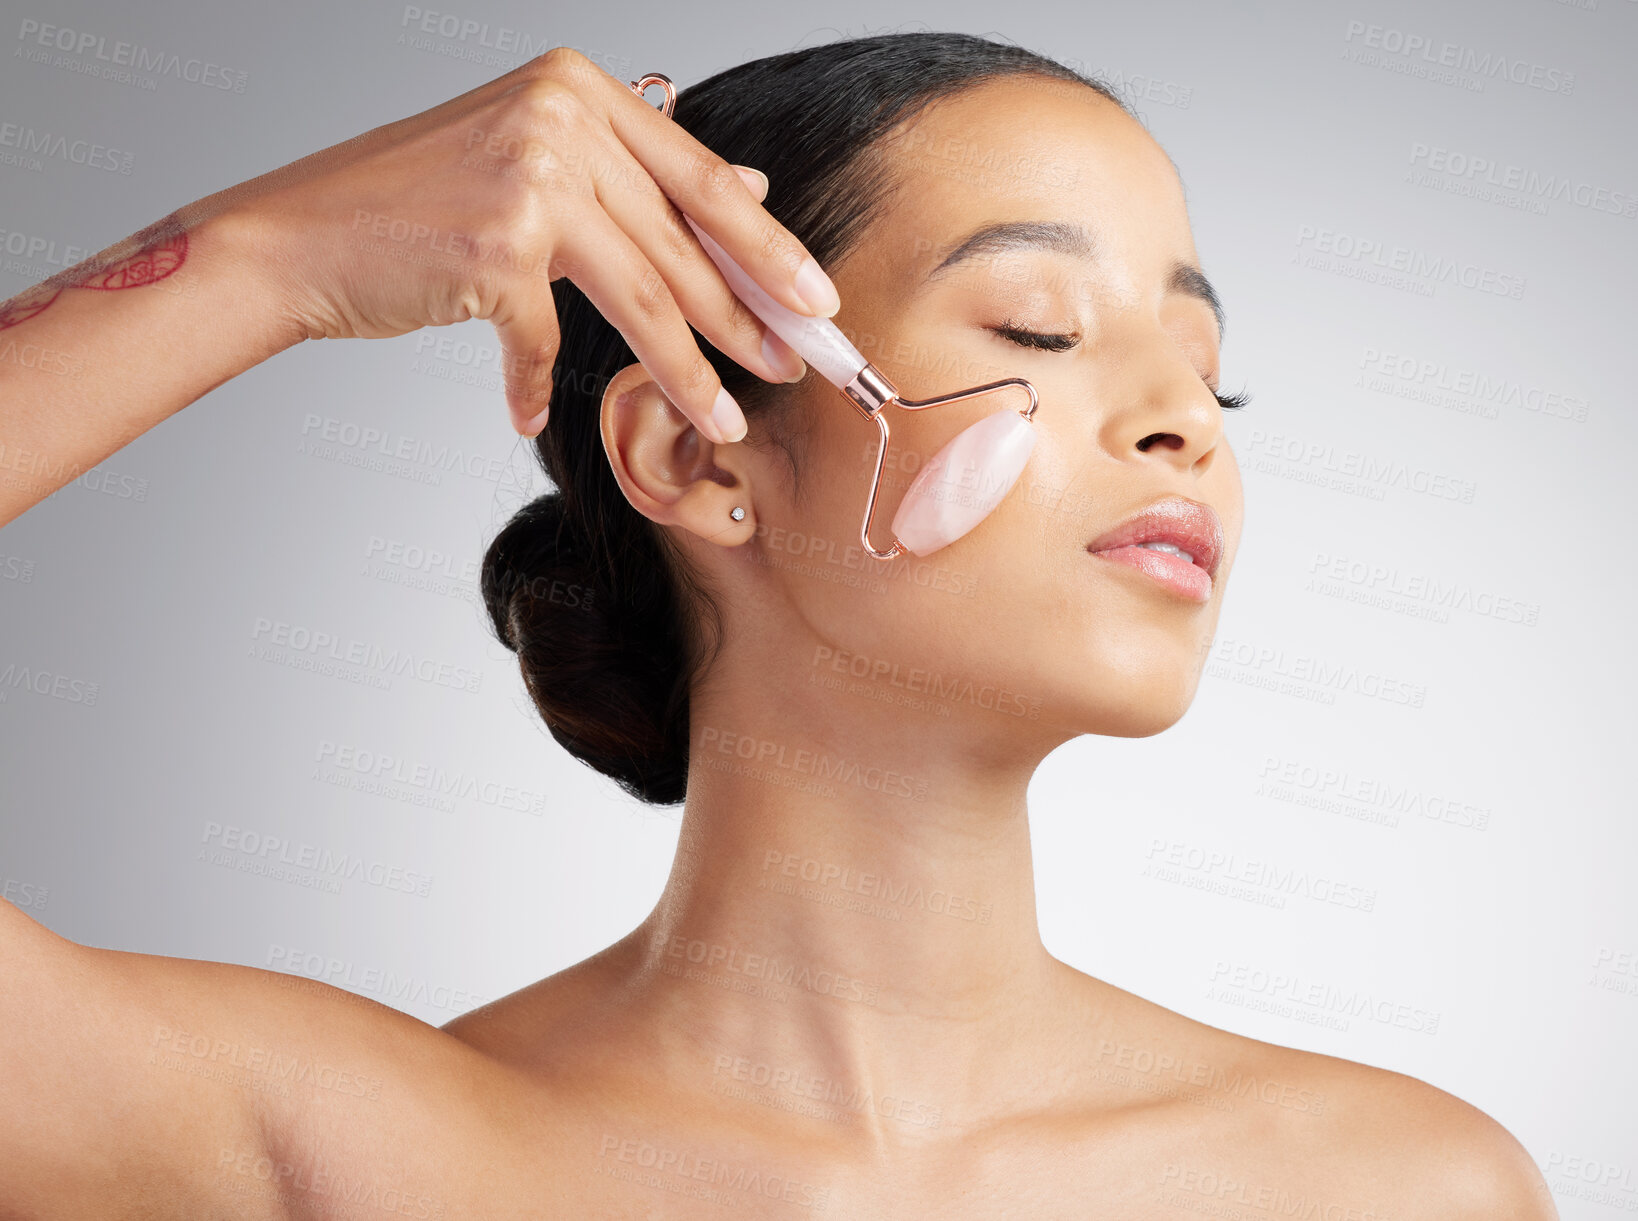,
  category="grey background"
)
[1,0,1633,1205]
